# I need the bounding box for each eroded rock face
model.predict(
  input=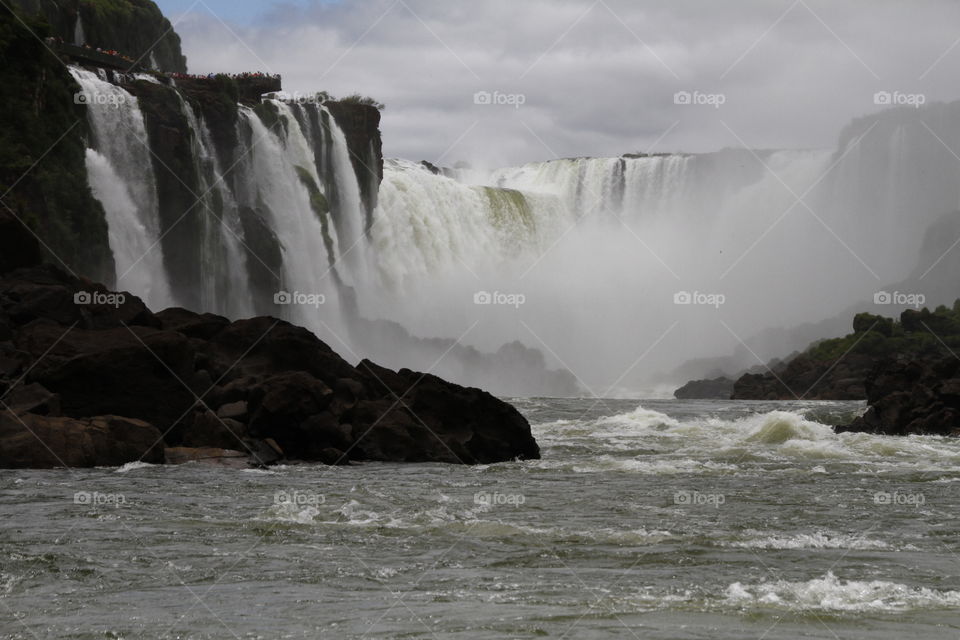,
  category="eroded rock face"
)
[0,250,540,467]
[838,357,960,437]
